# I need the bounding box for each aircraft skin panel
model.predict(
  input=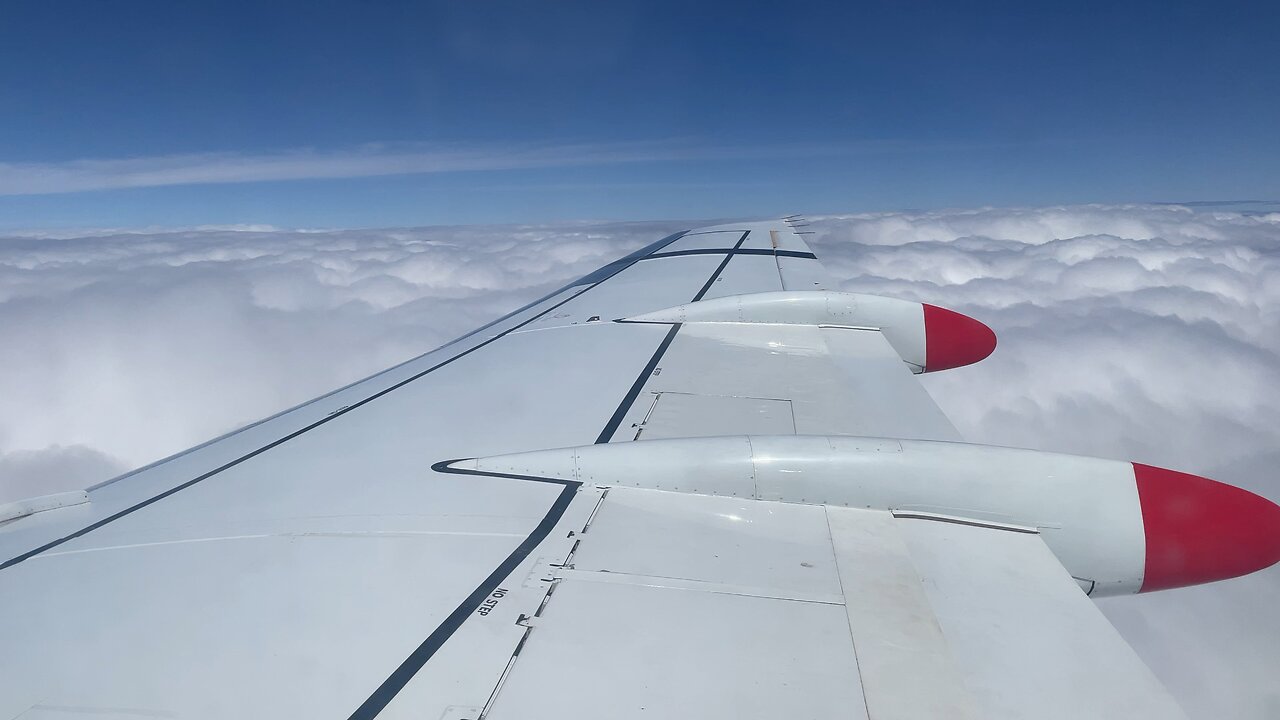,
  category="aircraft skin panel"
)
[486,578,867,720]
[485,488,868,720]
[632,391,796,440]
[656,227,757,253]
[0,221,1202,719]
